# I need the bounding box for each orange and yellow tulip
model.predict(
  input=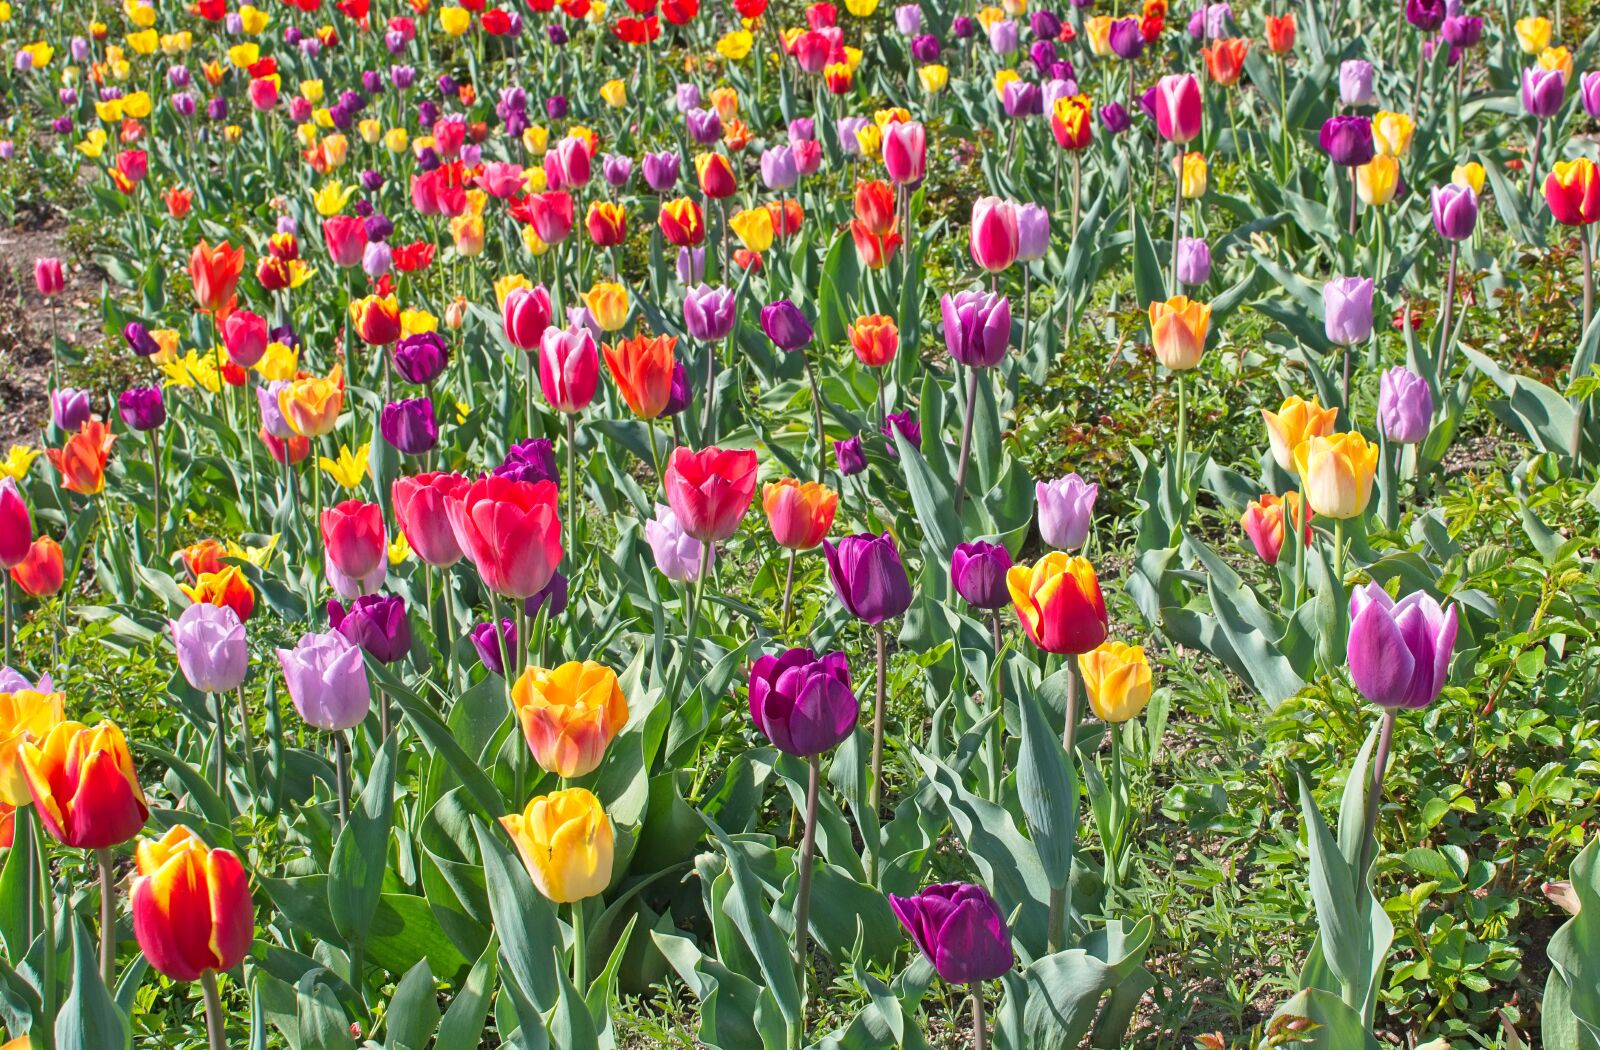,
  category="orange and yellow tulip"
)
[1262,395,1337,473]
[278,364,345,437]
[500,788,614,903]
[20,719,149,849]
[131,824,253,981]
[0,687,65,805]
[511,661,629,778]
[1007,552,1109,655]
[1148,296,1210,371]
[1294,432,1380,519]
[1078,641,1154,722]
[180,564,257,623]
[763,478,838,549]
